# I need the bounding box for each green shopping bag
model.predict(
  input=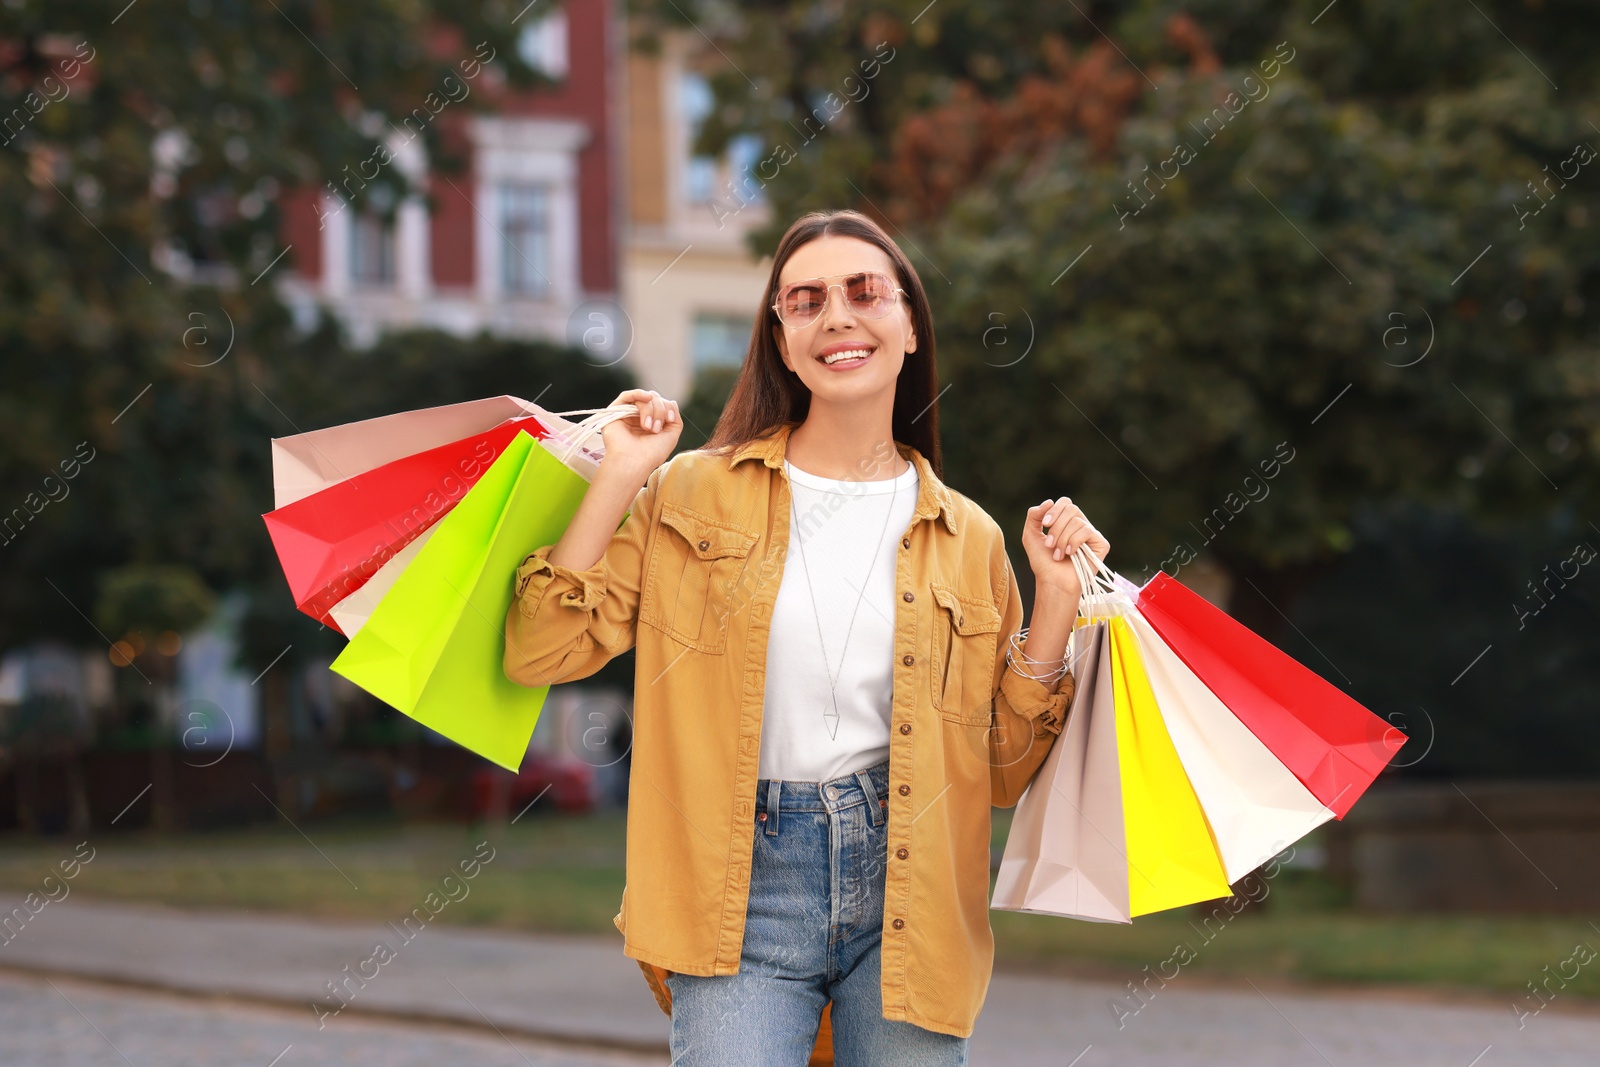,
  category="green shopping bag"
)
[329,429,596,771]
